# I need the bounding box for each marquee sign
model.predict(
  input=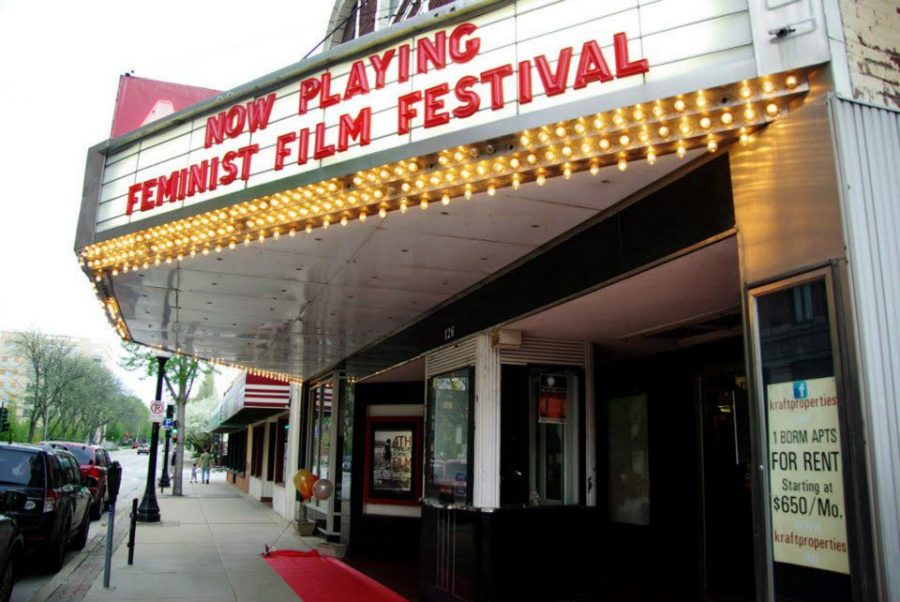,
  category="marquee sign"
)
[96,0,759,234]
[124,24,647,218]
